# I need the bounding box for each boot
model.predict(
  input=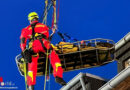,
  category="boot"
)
[55,76,66,86]
[28,85,34,90]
